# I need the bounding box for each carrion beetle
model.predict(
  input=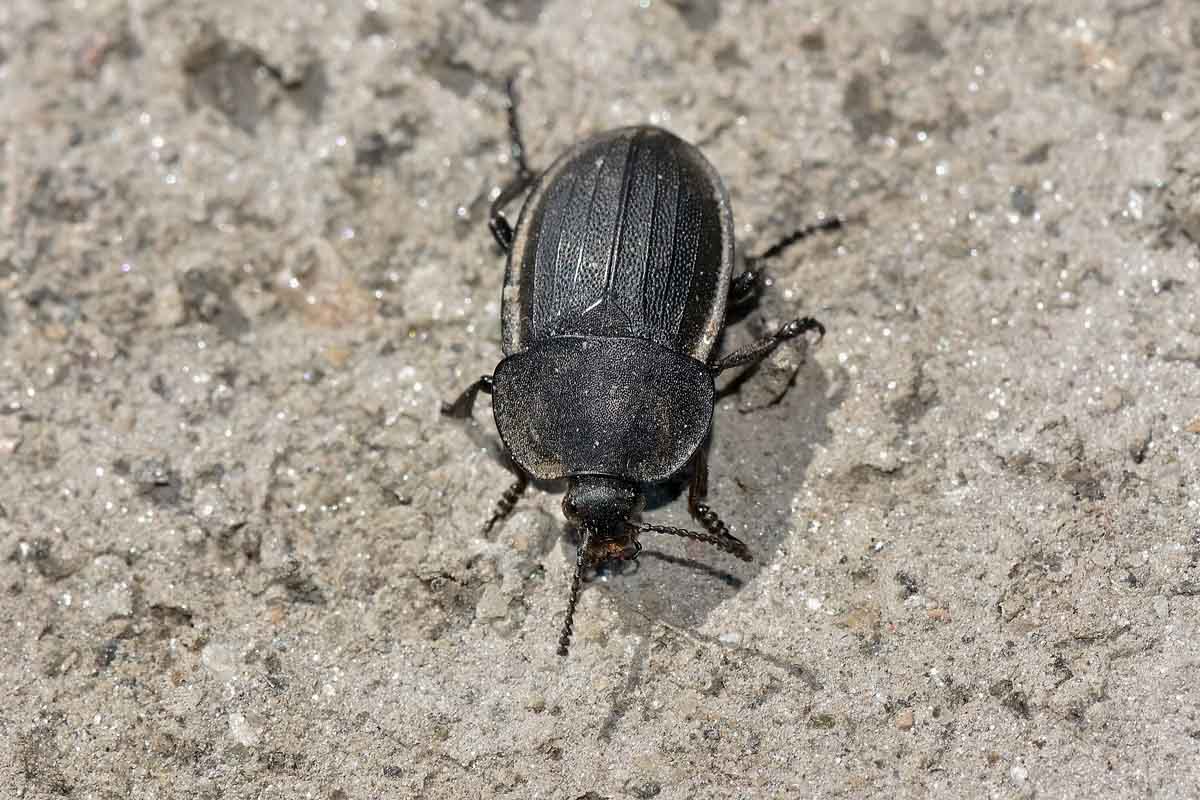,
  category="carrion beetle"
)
[443,80,841,655]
